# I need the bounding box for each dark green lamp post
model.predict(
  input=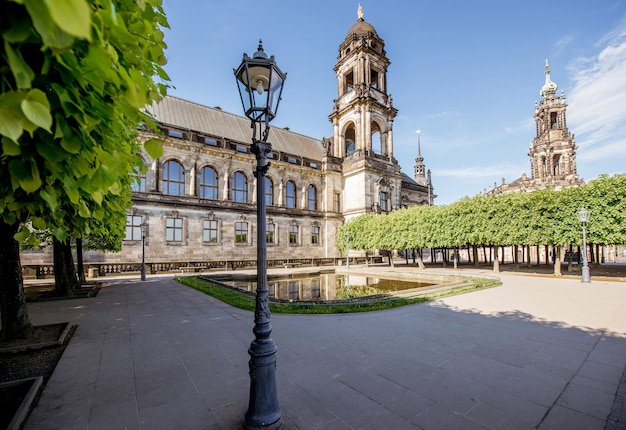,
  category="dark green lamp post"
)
[235,40,286,430]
